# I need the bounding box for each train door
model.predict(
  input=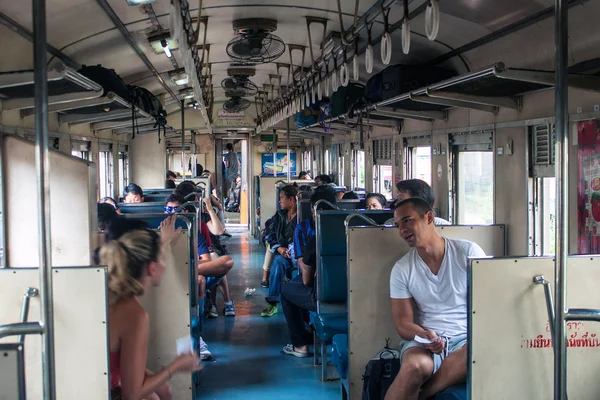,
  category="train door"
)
[219,138,248,227]
[373,138,393,199]
[450,130,495,225]
[529,123,557,255]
